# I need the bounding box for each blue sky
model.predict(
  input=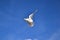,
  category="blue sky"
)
[0,0,60,40]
